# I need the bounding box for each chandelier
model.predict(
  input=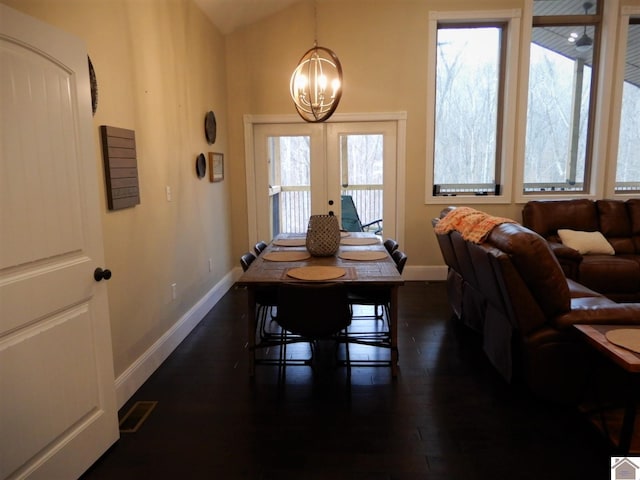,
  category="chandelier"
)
[290,43,343,122]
